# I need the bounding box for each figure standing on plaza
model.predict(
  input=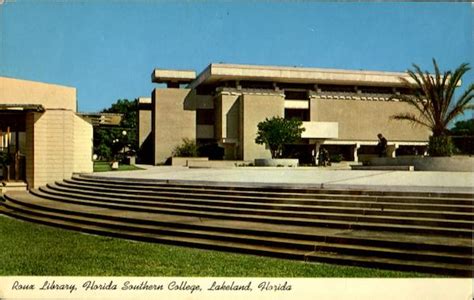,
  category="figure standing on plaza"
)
[376,133,388,157]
